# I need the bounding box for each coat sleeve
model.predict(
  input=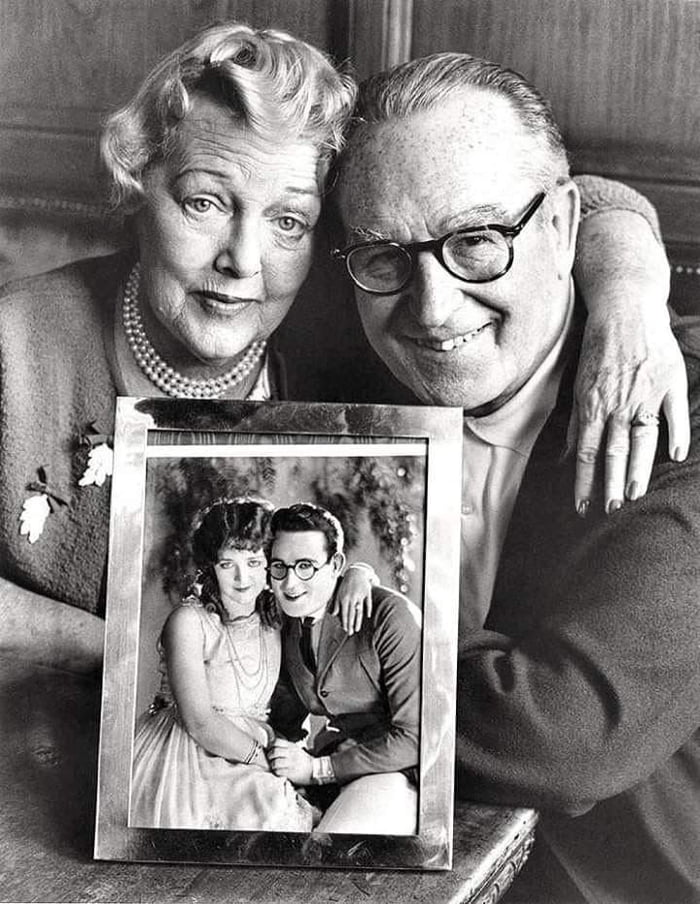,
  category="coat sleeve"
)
[454,451,700,815]
[330,593,422,783]
[574,173,661,241]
